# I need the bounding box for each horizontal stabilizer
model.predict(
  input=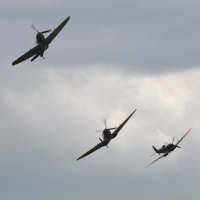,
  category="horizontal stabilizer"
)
[152,146,158,153]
